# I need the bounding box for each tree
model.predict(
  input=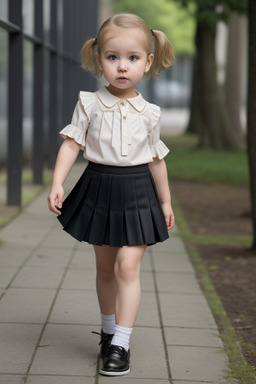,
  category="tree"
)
[225,13,245,143]
[175,0,247,150]
[110,0,195,57]
[247,0,256,251]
